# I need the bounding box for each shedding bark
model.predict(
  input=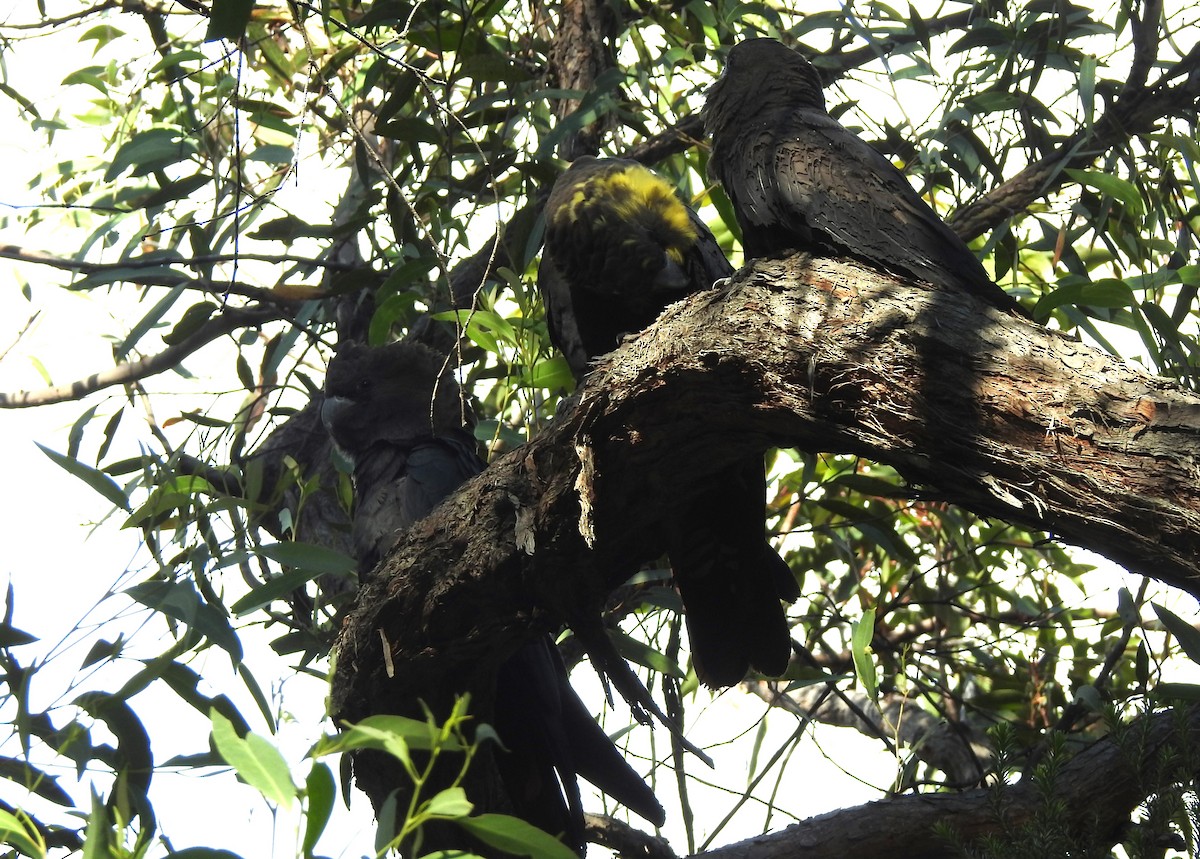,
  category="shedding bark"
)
[331,251,1200,851]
